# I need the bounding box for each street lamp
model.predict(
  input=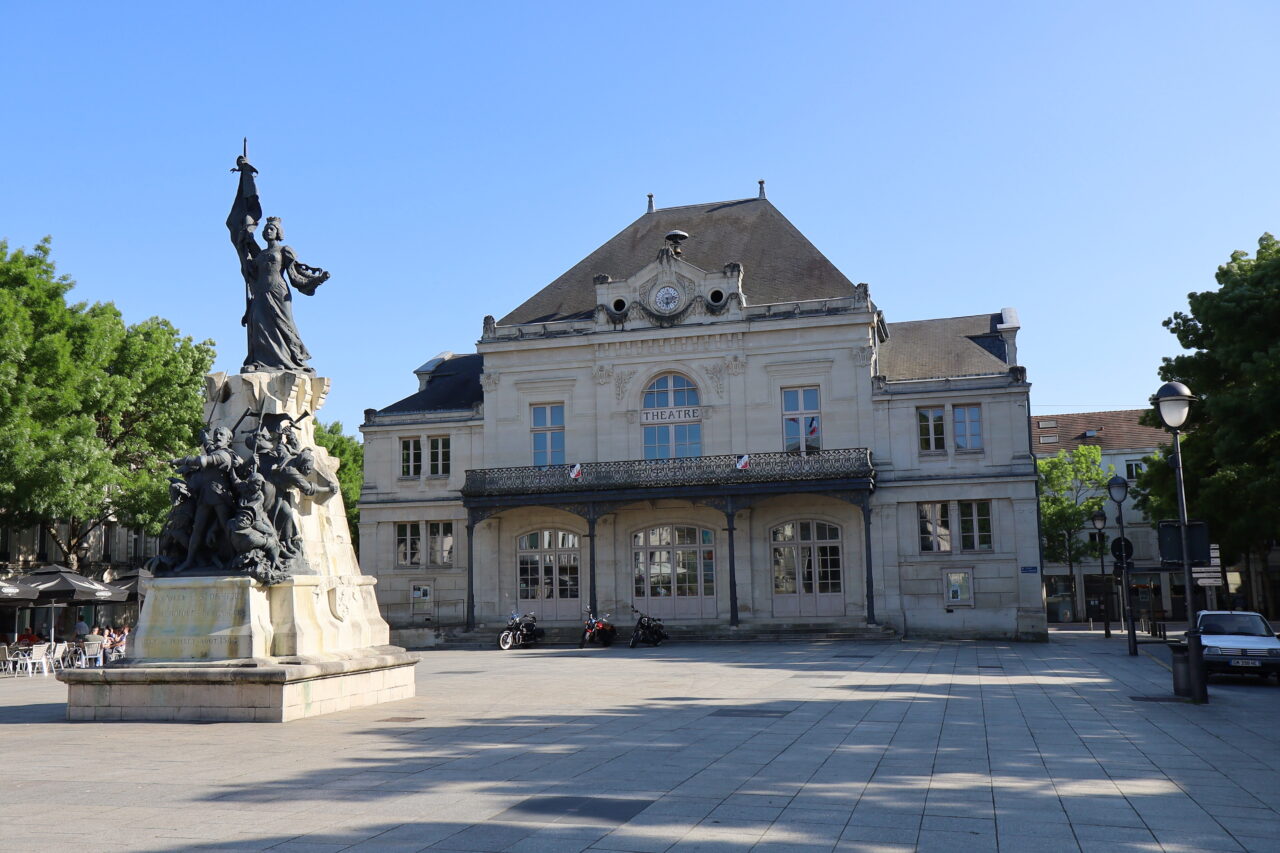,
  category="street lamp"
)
[1091,509,1111,638]
[1108,474,1138,656]
[1154,380,1197,621]
[1155,379,1207,703]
